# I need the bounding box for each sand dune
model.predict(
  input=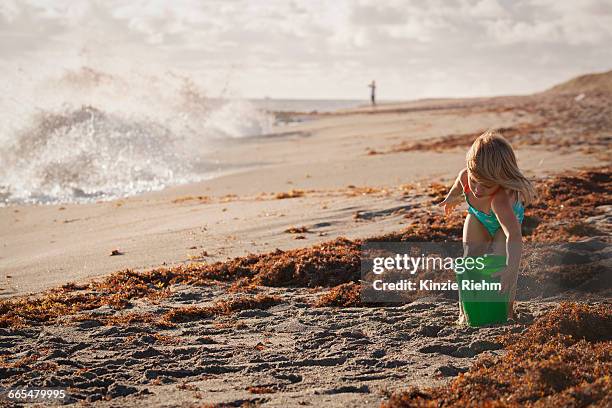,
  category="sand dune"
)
[545,69,612,94]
